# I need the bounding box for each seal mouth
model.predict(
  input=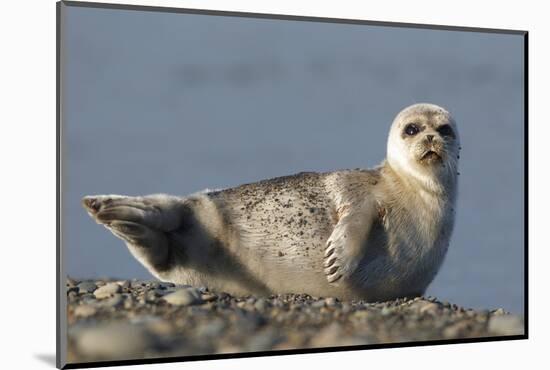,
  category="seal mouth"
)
[420,150,442,163]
